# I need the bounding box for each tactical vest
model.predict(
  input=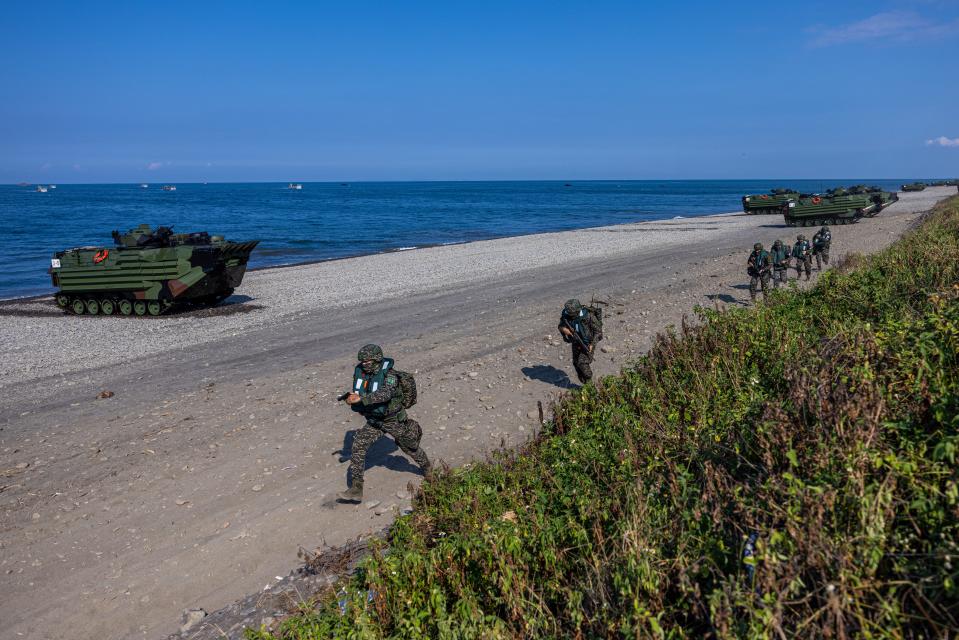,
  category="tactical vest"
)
[814,231,831,247]
[568,308,594,346]
[771,246,789,267]
[351,357,399,418]
[750,250,770,269]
